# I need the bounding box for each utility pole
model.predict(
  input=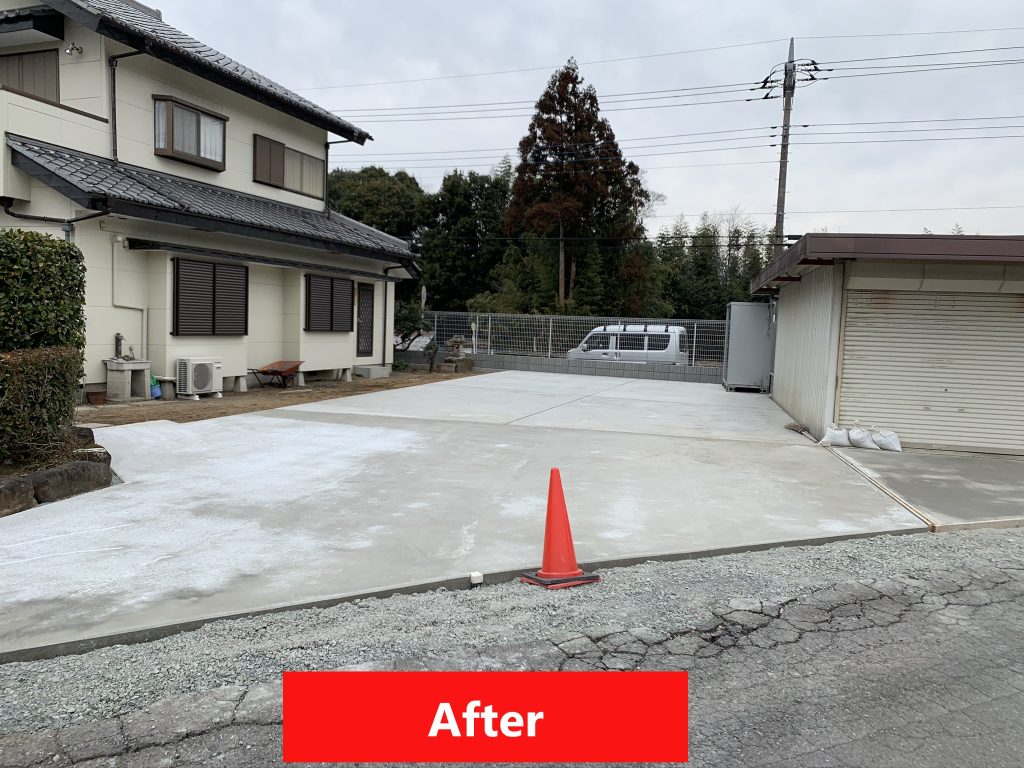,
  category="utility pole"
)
[772,38,796,261]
